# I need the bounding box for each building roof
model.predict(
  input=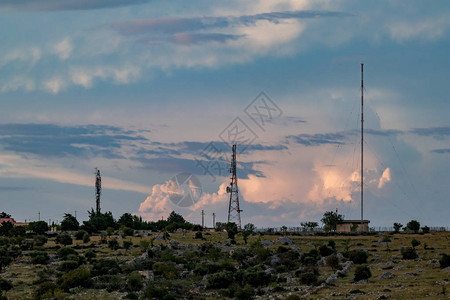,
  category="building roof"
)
[0,218,16,224]
[338,220,370,224]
